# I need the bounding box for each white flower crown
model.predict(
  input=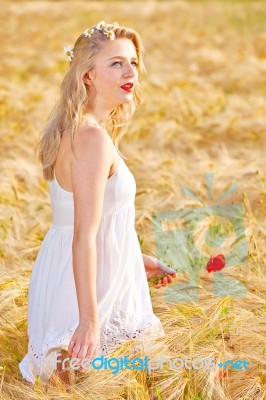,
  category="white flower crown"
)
[64,20,119,61]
